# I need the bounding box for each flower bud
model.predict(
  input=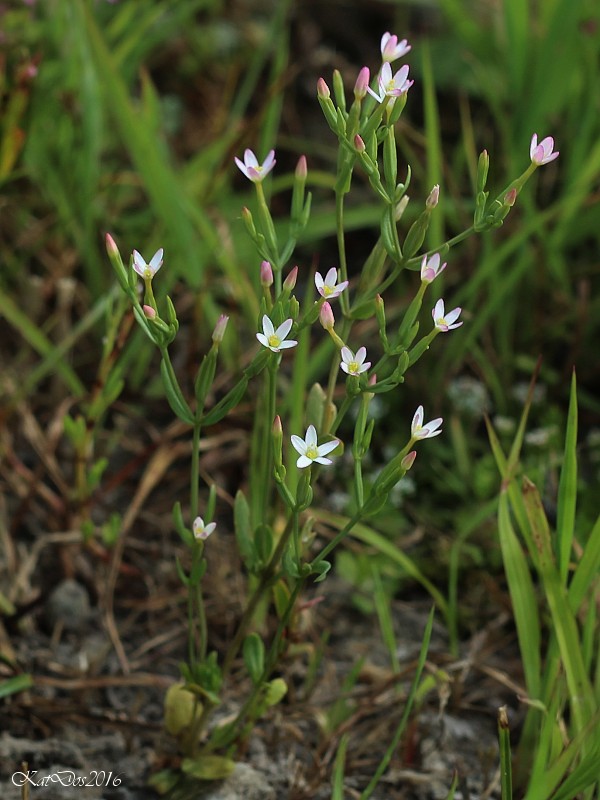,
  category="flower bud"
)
[354,67,370,100]
[260,260,274,287]
[295,155,307,180]
[317,78,330,99]
[272,415,283,468]
[319,301,335,331]
[212,314,229,343]
[105,232,119,257]
[283,266,298,292]
[401,451,417,471]
[426,184,439,209]
[143,304,156,319]
[354,134,366,153]
[504,188,518,207]
[477,149,489,194]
